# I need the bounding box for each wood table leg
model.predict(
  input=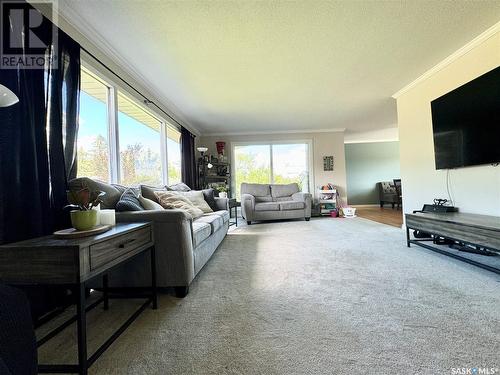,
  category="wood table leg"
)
[103,274,109,310]
[150,246,158,309]
[76,283,88,375]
